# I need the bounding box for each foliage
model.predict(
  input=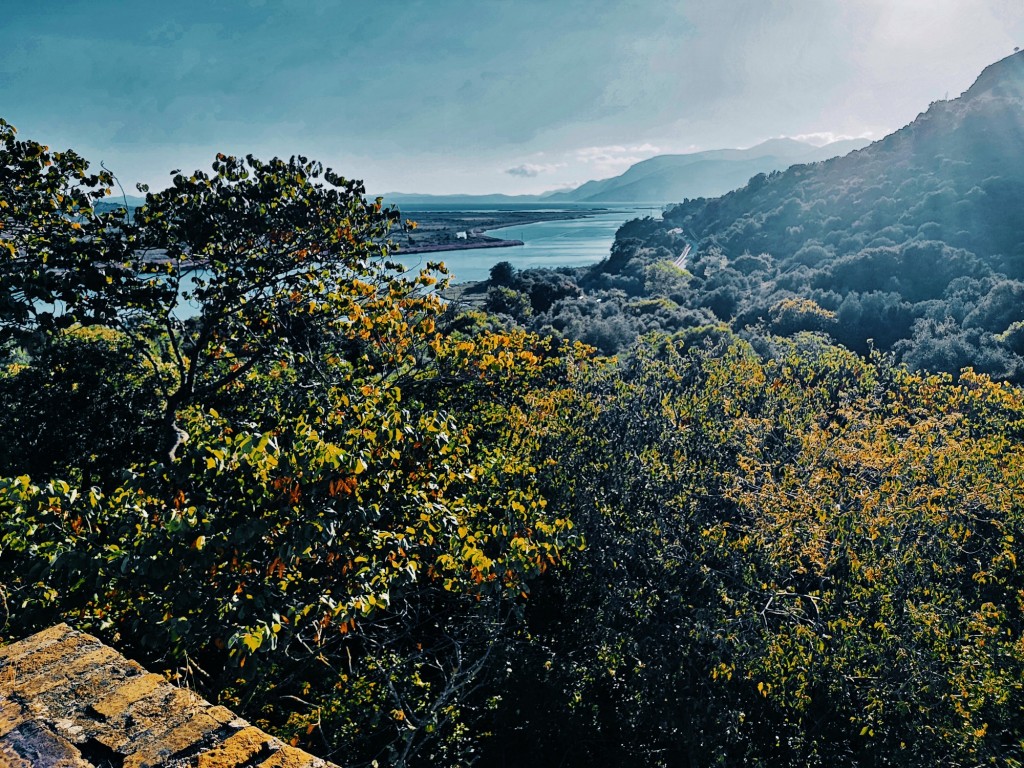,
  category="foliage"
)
[481,334,1024,768]
[0,324,581,762]
[0,118,131,343]
[0,326,164,485]
[0,124,584,766]
[472,55,1024,378]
